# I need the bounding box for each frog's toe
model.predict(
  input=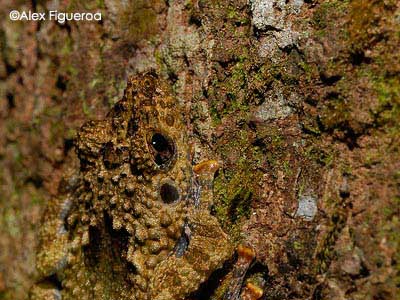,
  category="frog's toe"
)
[36,236,69,278]
[240,282,264,300]
[224,245,266,300]
[193,160,220,175]
[29,282,62,300]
